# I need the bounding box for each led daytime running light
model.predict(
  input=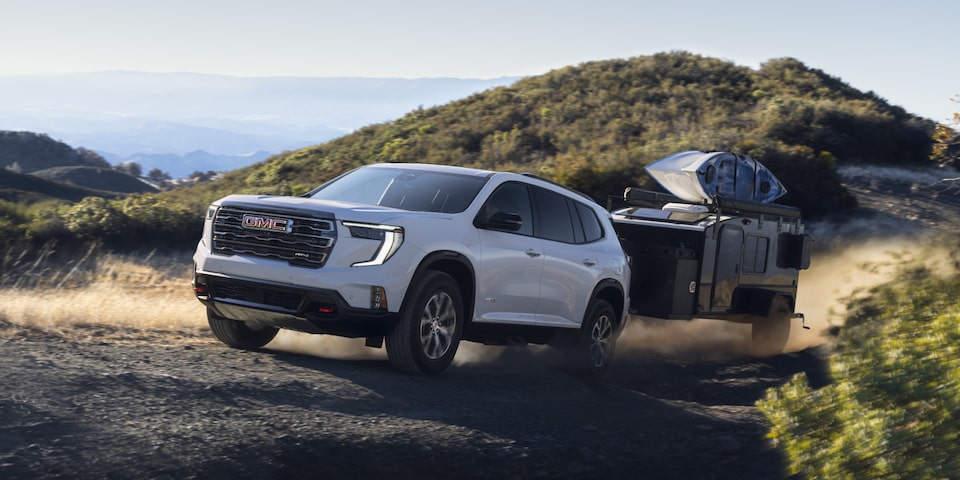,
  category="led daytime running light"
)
[343,221,404,266]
